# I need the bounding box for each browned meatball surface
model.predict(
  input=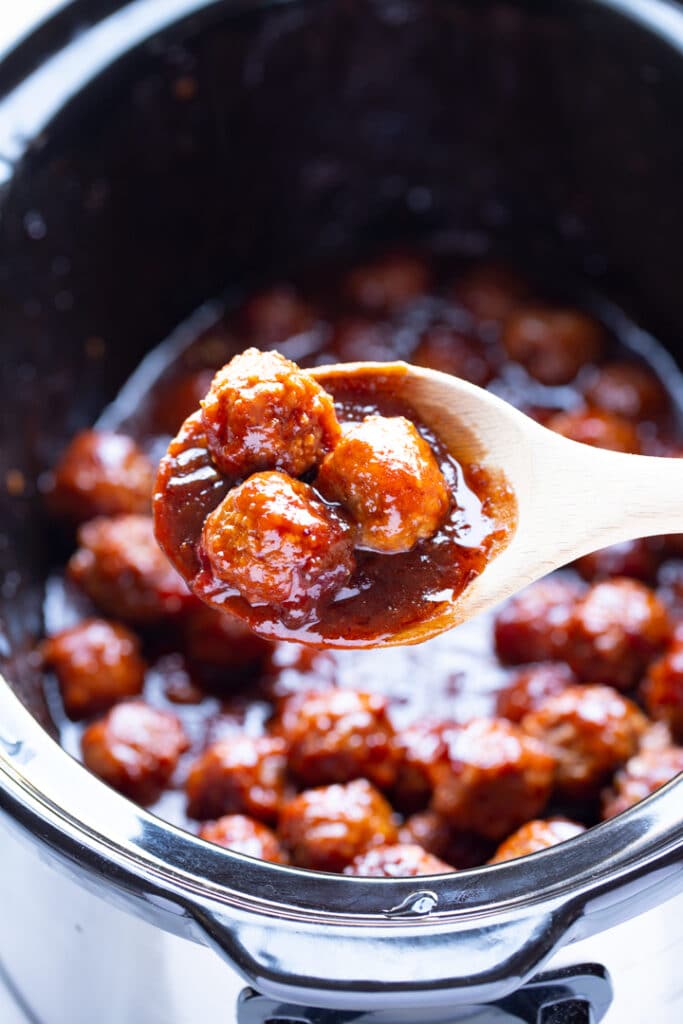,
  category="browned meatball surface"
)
[278,779,398,871]
[641,642,683,742]
[494,578,583,665]
[566,579,671,689]
[81,701,188,804]
[331,318,397,363]
[489,818,586,863]
[200,472,356,627]
[496,663,575,723]
[344,843,454,877]
[546,409,640,453]
[69,514,192,623]
[522,684,647,799]
[181,604,272,669]
[43,619,145,720]
[316,415,450,553]
[186,736,287,822]
[198,814,288,863]
[583,361,667,422]
[454,265,530,323]
[412,326,495,386]
[274,689,398,789]
[430,719,555,840]
[502,307,605,385]
[343,252,430,313]
[49,430,154,524]
[392,719,453,812]
[238,286,317,345]
[200,348,340,478]
[602,745,683,818]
